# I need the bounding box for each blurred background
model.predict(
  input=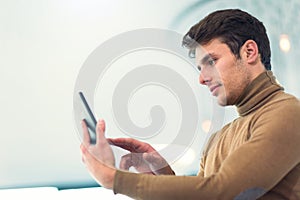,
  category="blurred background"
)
[0,0,299,192]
